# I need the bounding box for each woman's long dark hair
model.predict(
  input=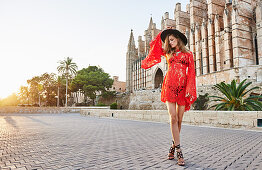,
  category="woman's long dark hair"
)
[163,34,189,55]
